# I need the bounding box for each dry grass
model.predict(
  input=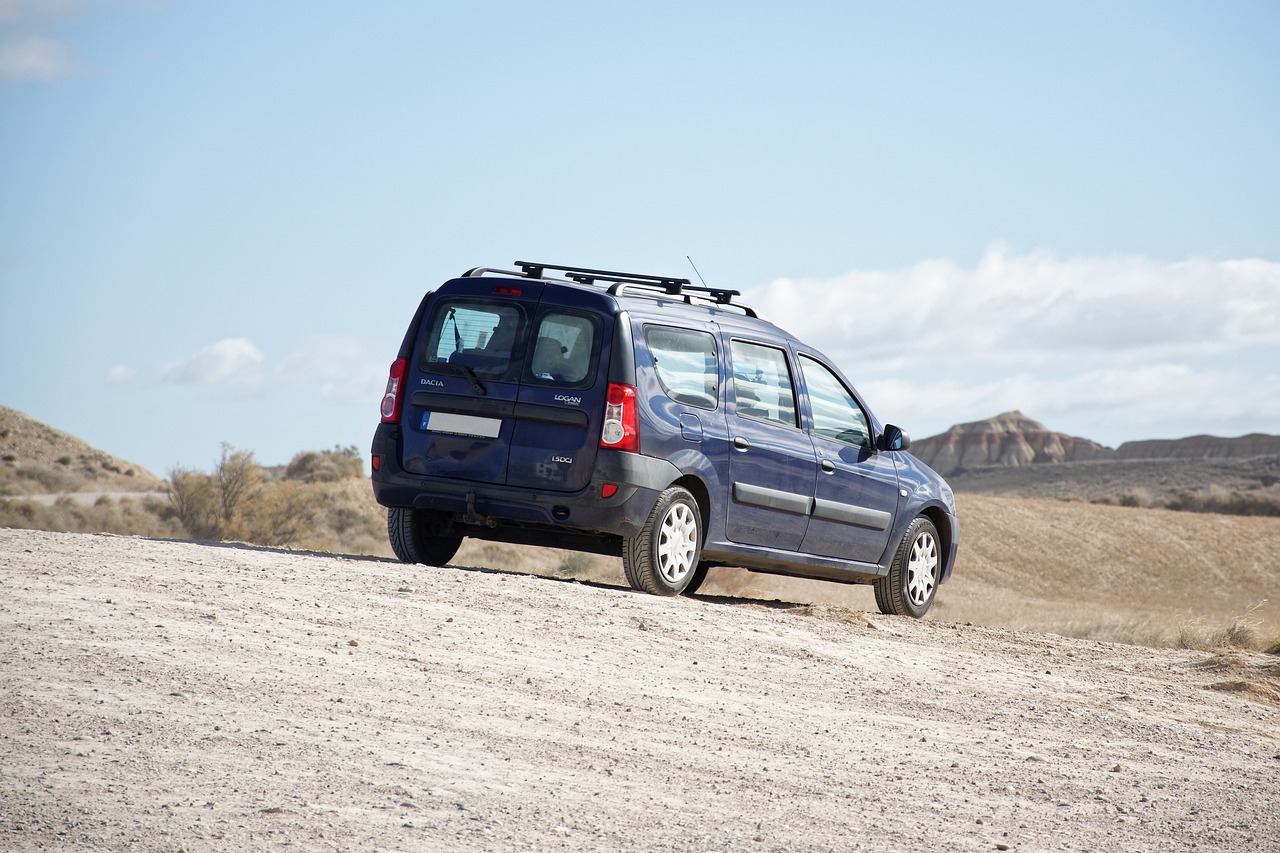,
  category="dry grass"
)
[1192,651,1280,704]
[4,421,1279,656]
[0,493,184,538]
